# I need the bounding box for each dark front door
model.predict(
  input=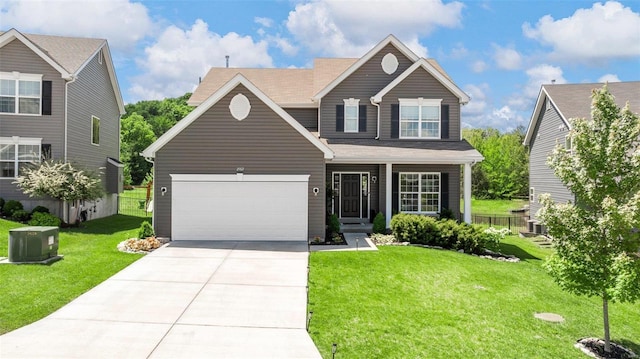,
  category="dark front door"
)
[341,174,360,217]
